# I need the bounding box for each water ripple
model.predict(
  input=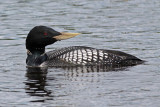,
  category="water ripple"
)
[0,0,160,106]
